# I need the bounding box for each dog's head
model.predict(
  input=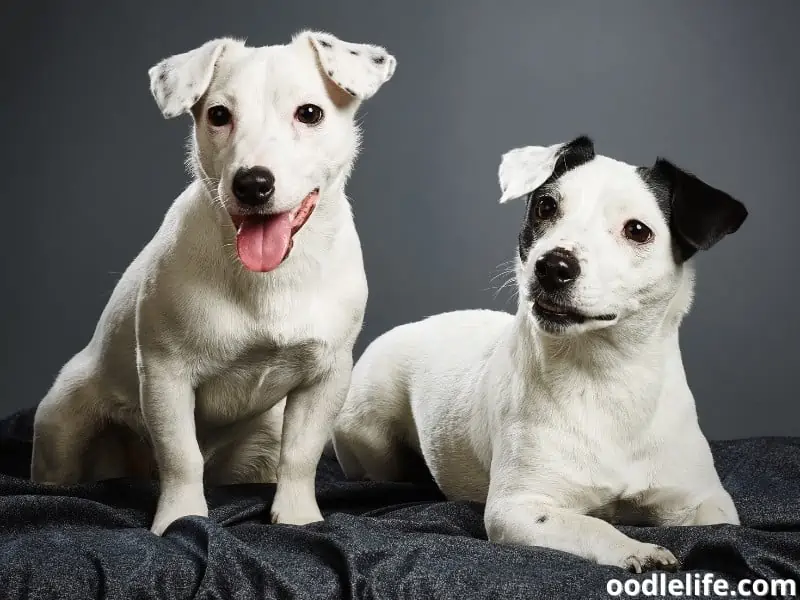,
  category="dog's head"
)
[498,136,747,337]
[148,31,396,272]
